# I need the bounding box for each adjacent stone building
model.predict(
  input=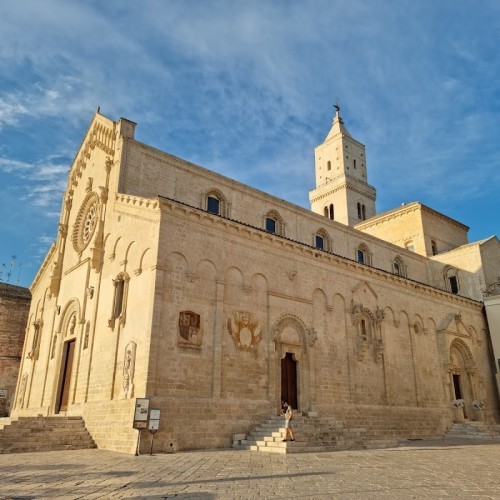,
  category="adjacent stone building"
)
[11,108,500,453]
[0,283,30,417]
